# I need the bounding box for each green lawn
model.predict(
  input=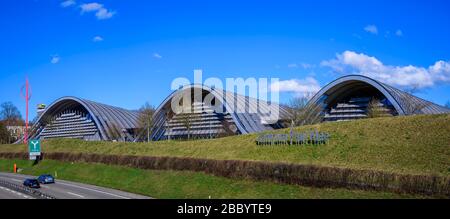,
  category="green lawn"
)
[0,159,425,199]
[1,114,449,176]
